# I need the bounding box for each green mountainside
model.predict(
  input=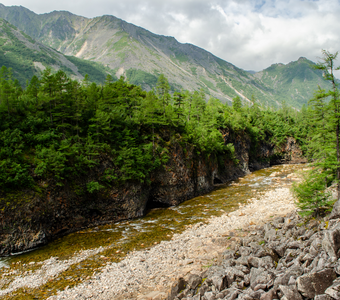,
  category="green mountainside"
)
[0,17,115,86]
[255,57,330,108]
[0,4,333,108]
